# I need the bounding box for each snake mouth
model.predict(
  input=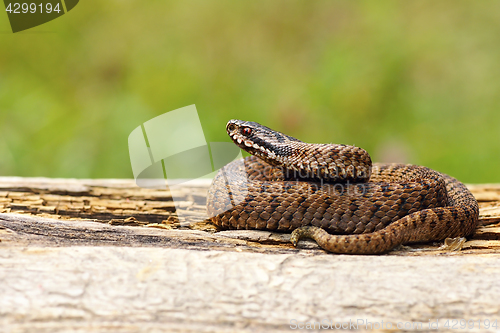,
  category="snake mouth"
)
[226,120,257,148]
[226,119,282,165]
[228,129,261,152]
